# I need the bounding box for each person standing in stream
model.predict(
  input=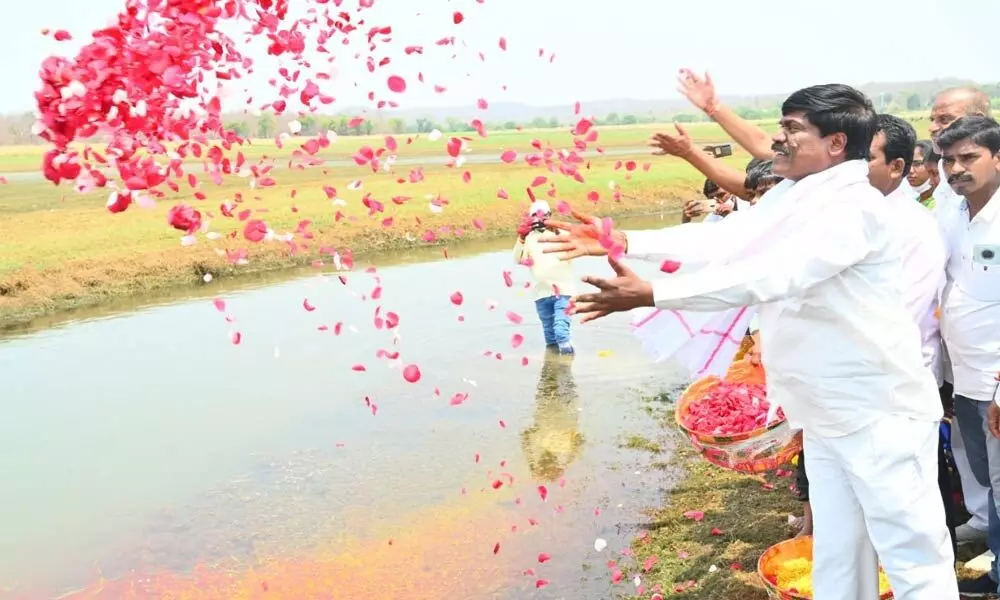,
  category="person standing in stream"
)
[540,84,956,600]
[514,199,576,355]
